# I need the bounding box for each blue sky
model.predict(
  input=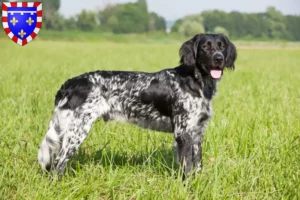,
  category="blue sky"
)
[60,0,300,21]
